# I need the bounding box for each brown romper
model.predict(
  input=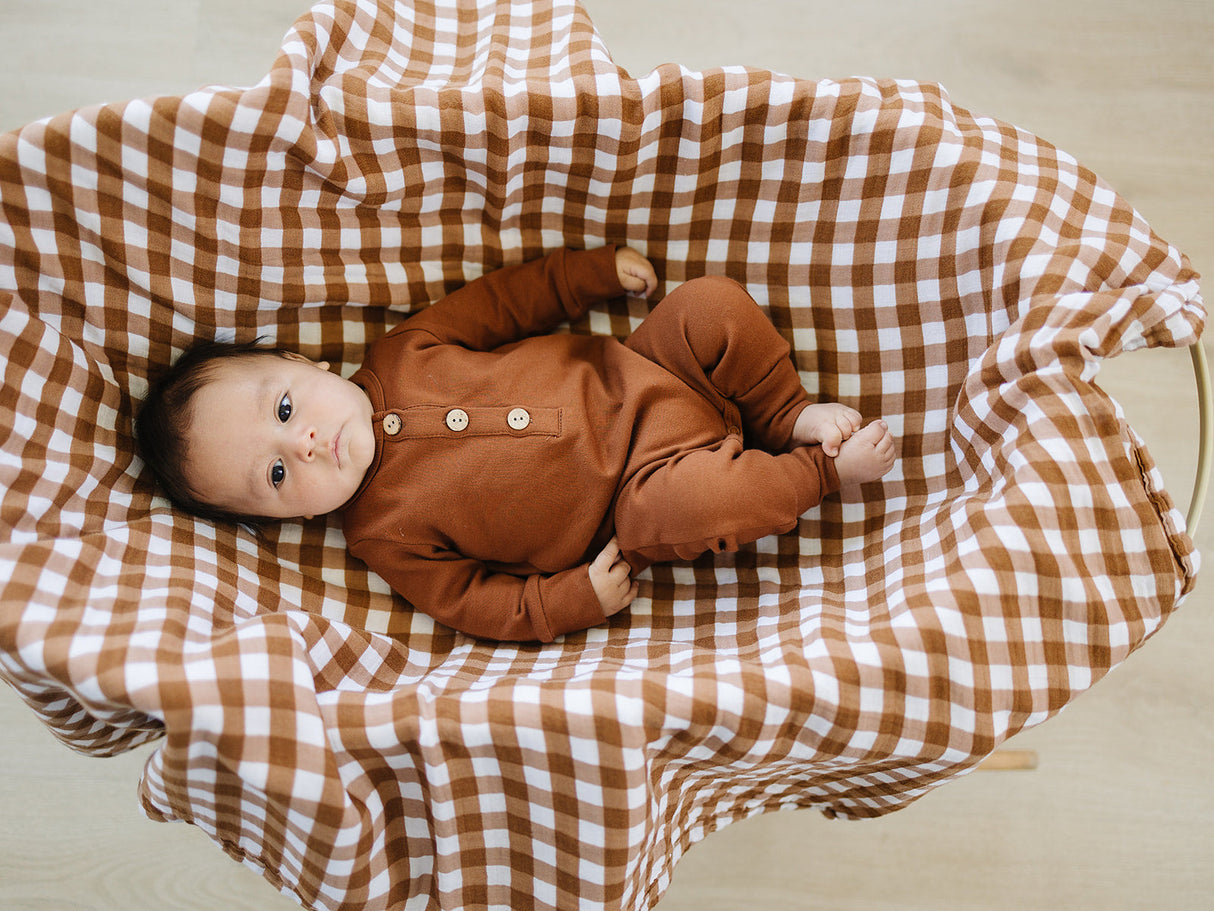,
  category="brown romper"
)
[342,246,838,641]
